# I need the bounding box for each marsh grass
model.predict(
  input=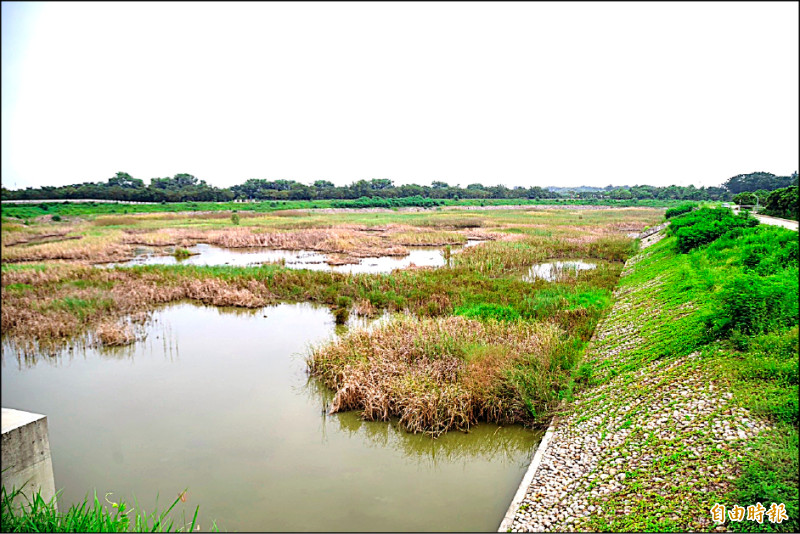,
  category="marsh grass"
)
[308,315,567,435]
[0,232,627,353]
[2,206,657,265]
